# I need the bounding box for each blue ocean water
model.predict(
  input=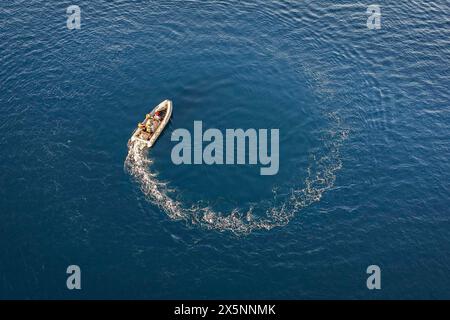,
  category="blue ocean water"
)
[0,0,449,299]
